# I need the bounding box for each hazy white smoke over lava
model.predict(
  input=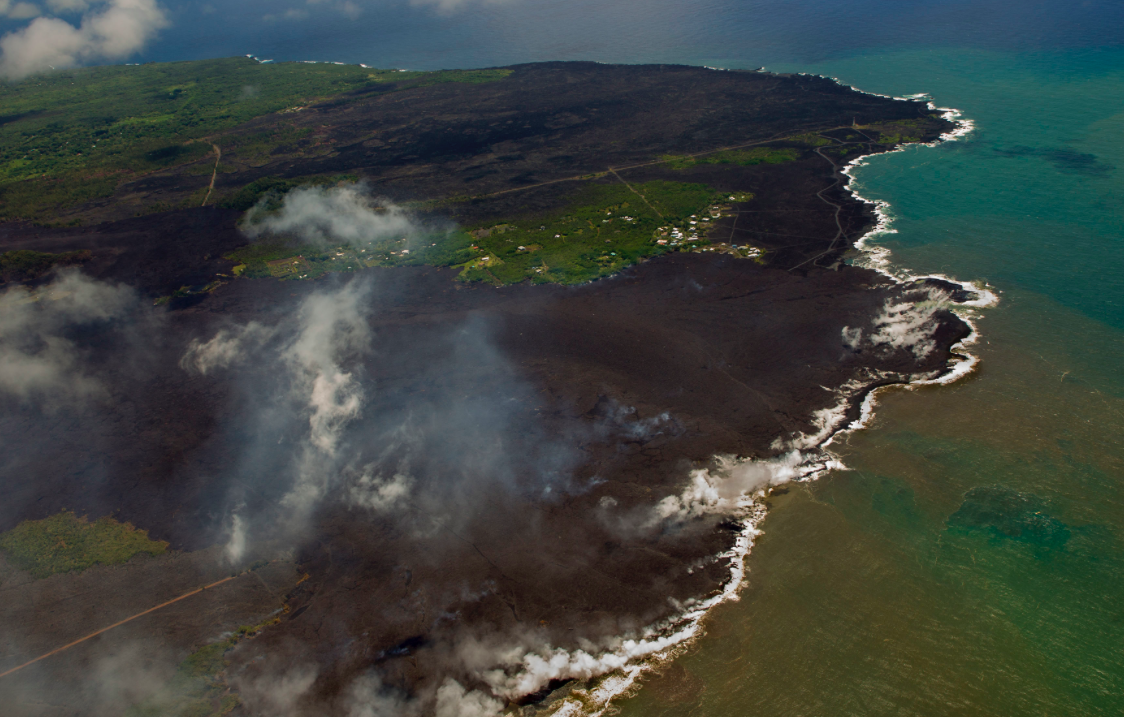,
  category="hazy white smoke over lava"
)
[0,270,135,403]
[434,678,503,717]
[348,463,413,512]
[651,452,805,524]
[181,322,277,375]
[868,287,951,359]
[182,279,375,558]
